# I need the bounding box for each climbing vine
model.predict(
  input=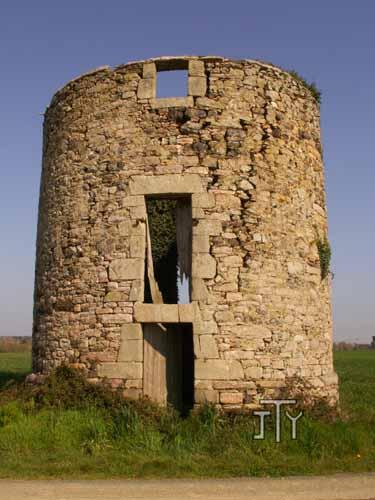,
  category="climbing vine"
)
[316,237,331,280]
[145,198,178,303]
